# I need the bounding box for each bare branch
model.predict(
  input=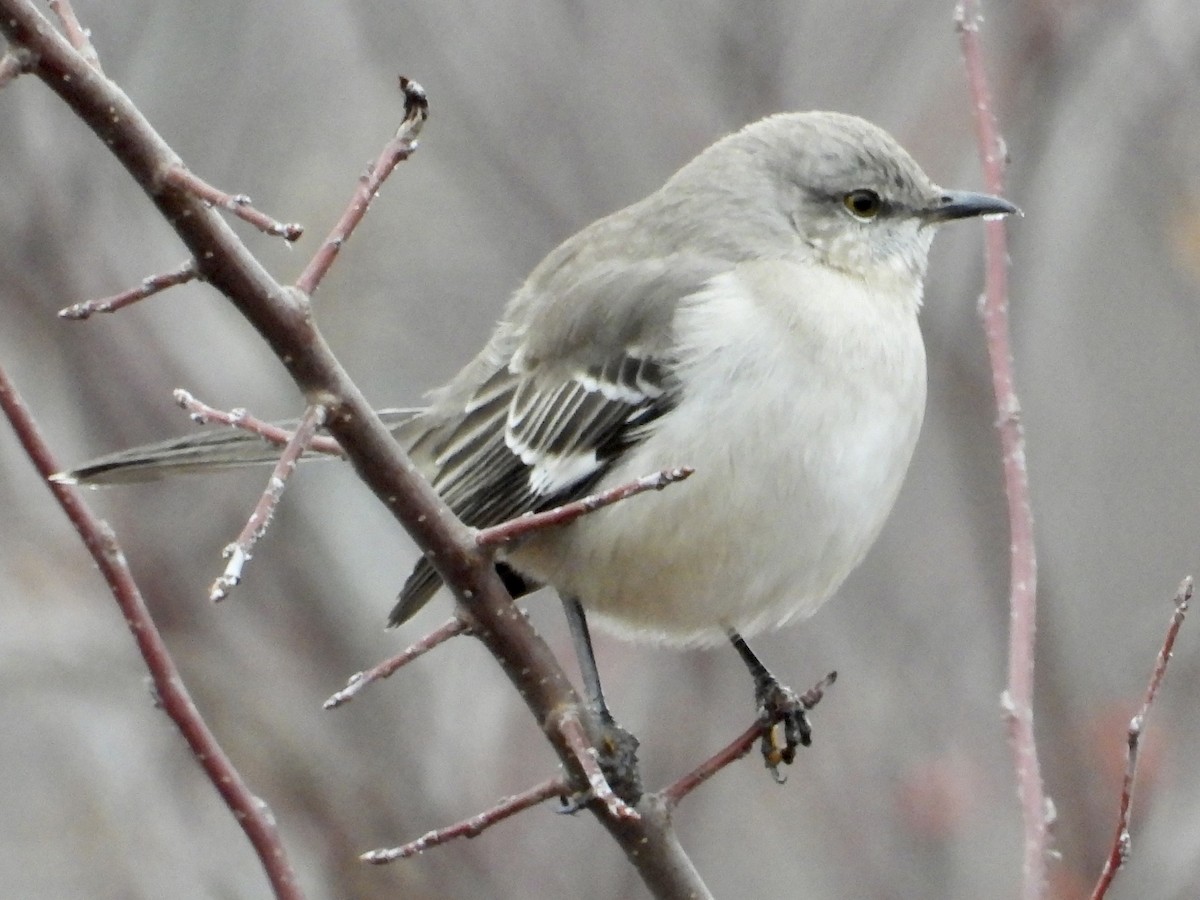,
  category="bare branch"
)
[476,466,694,549]
[1091,577,1192,900]
[163,165,304,242]
[58,259,199,319]
[955,3,1046,897]
[0,2,713,892]
[210,403,327,601]
[47,0,100,71]
[361,777,568,864]
[324,616,471,709]
[0,364,306,900]
[662,671,836,809]
[294,76,428,297]
[174,389,344,457]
